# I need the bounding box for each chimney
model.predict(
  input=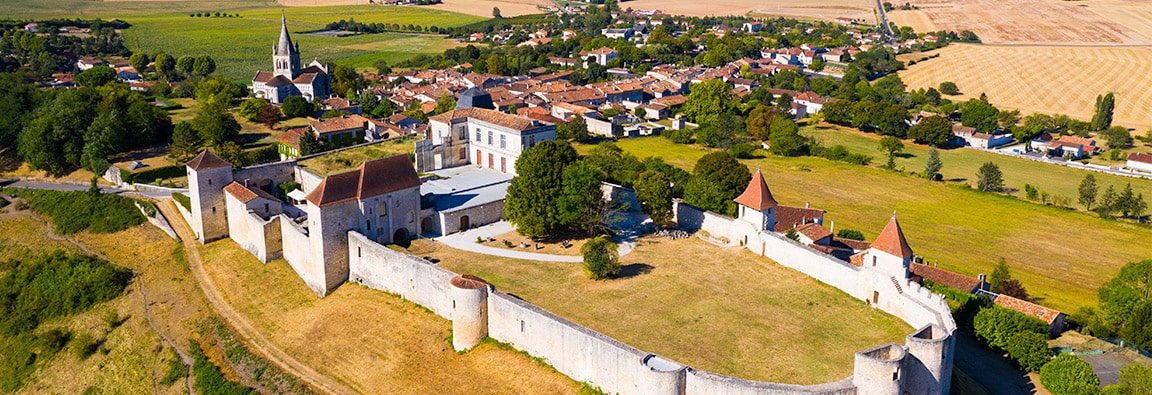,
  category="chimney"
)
[805,201,810,208]
[978,273,987,284]
[830,221,835,235]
